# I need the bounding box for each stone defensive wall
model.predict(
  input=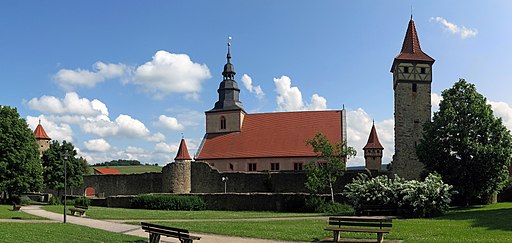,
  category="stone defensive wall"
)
[78,162,381,197]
